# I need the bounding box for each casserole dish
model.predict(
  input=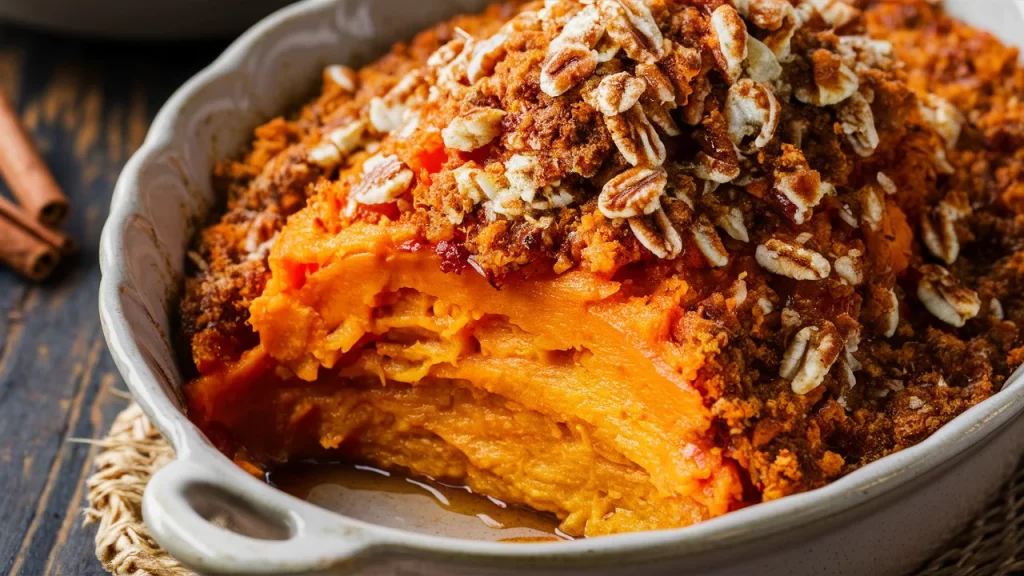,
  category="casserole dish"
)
[99,0,1024,574]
